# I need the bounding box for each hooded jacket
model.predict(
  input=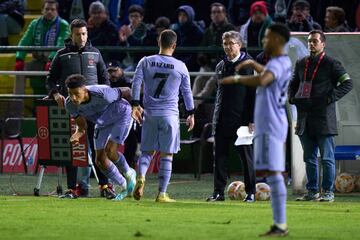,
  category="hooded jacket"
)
[46,38,109,96]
